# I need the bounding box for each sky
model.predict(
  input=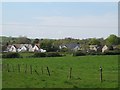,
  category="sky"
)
[1,2,118,39]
